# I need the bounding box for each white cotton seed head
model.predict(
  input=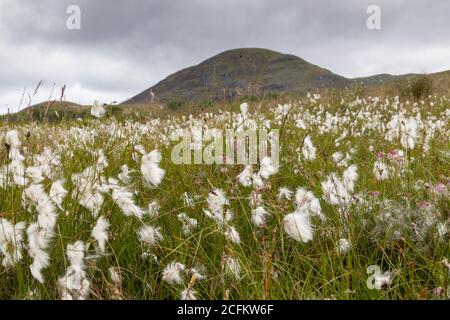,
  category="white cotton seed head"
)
[223,254,241,280]
[258,156,278,179]
[162,261,185,285]
[283,210,313,243]
[141,150,165,187]
[337,238,351,255]
[302,135,316,161]
[277,187,293,200]
[26,166,45,184]
[224,226,241,244]
[0,219,27,268]
[240,102,249,114]
[237,165,253,187]
[91,216,110,253]
[5,130,21,149]
[138,225,163,247]
[50,179,67,207]
[251,206,269,228]
[374,160,389,180]
[180,288,197,300]
[91,100,105,118]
